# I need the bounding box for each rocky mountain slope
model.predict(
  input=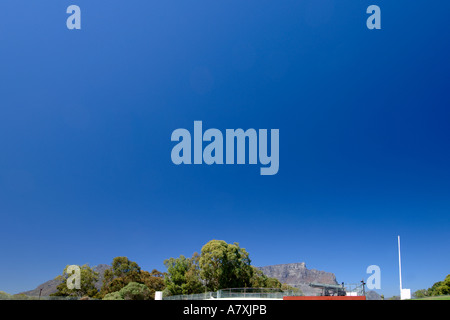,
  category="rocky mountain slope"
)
[257,262,338,296]
[19,264,110,296]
